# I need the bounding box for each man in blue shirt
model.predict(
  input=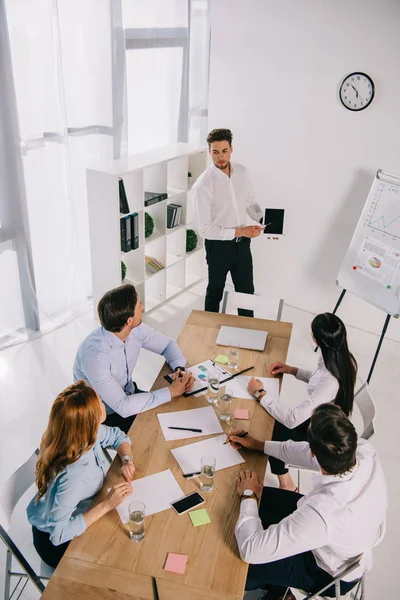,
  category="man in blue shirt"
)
[74,284,194,432]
